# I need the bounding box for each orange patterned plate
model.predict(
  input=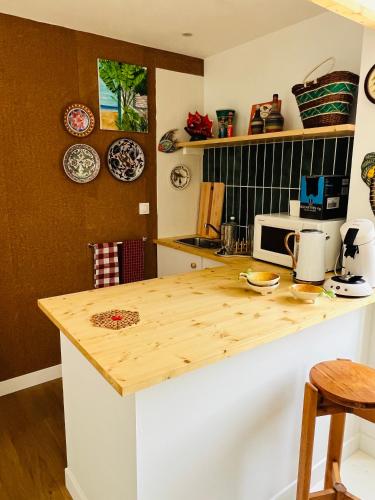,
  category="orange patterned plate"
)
[64,103,95,137]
